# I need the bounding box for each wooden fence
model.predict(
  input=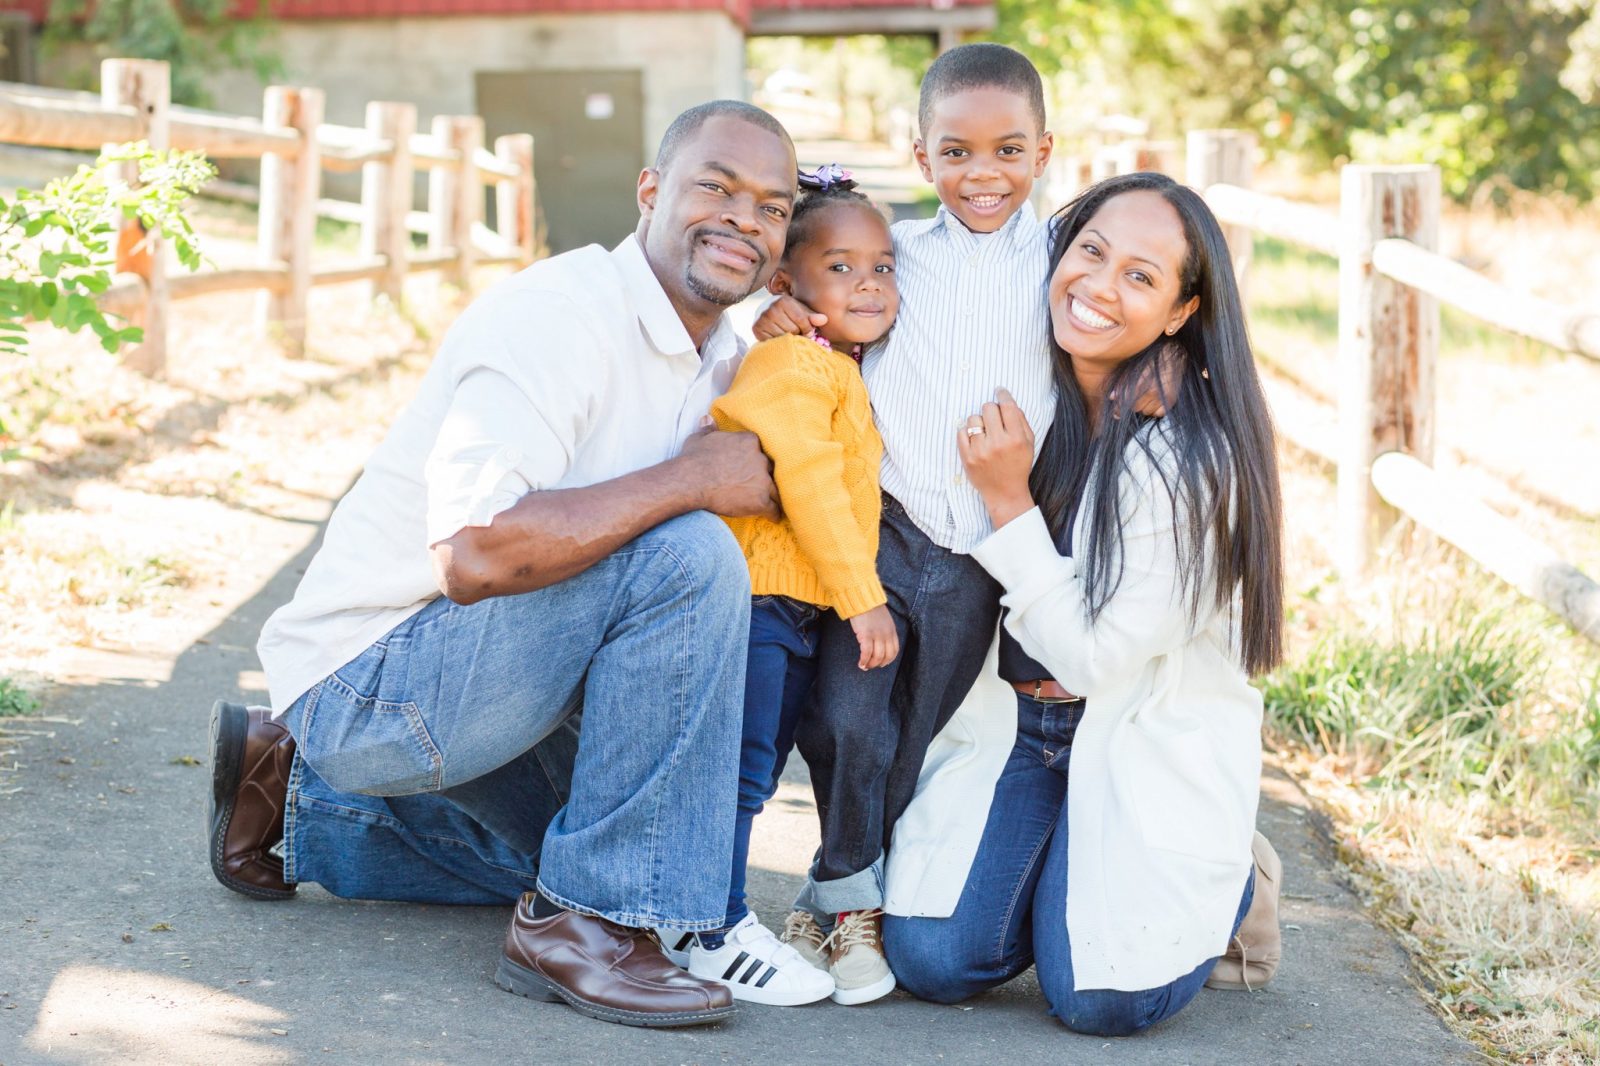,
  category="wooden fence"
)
[0,58,540,375]
[1157,129,1599,645]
